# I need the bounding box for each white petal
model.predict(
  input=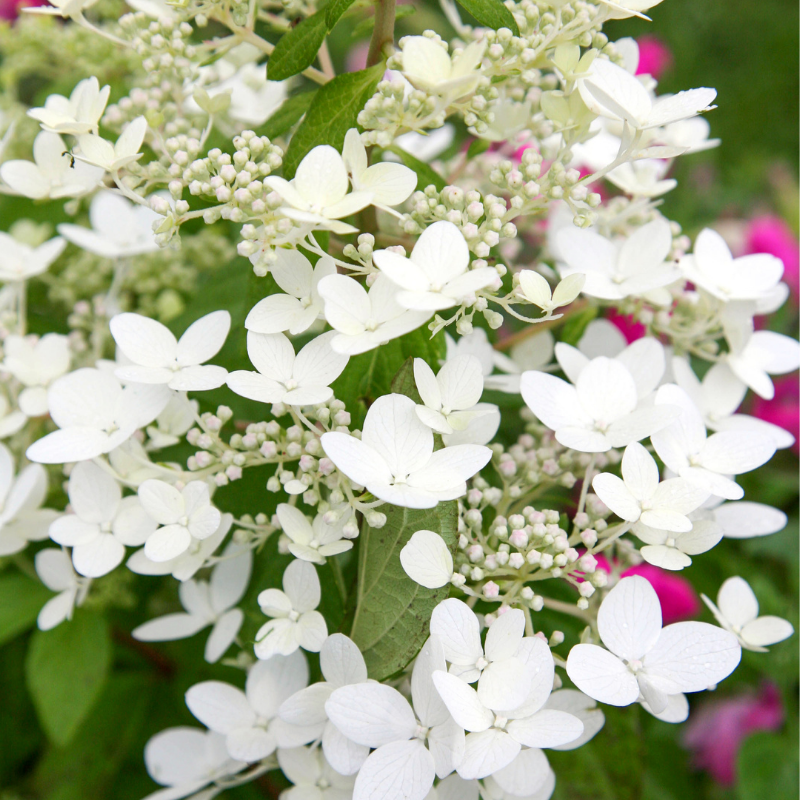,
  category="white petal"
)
[431,671,493,732]
[323,721,370,776]
[68,461,120,523]
[491,748,551,797]
[741,616,794,648]
[407,444,491,492]
[437,355,484,410]
[109,313,177,368]
[145,524,192,562]
[640,545,693,570]
[716,576,758,628]
[545,689,605,750]
[430,598,482,667]
[427,716,465,779]
[293,331,349,389]
[400,530,454,589]
[411,635,449,728]
[138,480,183,524]
[353,741,434,800]
[210,546,252,613]
[133,613,208,642]
[168,365,228,392]
[414,358,442,410]
[507,709,584,748]
[317,275,370,335]
[362,394,433,476]
[714,501,787,538]
[325,683,417,747]
[565,644,639,706]
[282,558,321,612]
[279,683,334,728]
[226,725,276,763]
[597,575,662,660]
[185,682,255,732]
[176,310,230,367]
[204,609,243,662]
[321,632,368,687]
[698,431,776,475]
[410,221,470,285]
[484,609,526,663]
[246,651,310,718]
[320,432,393,489]
[520,371,591,431]
[72,533,125,577]
[477,657,531,712]
[296,611,328,652]
[456,729,520,781]
[246,331,295,382]
[226,370,286,404]
[592,473,641,522]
